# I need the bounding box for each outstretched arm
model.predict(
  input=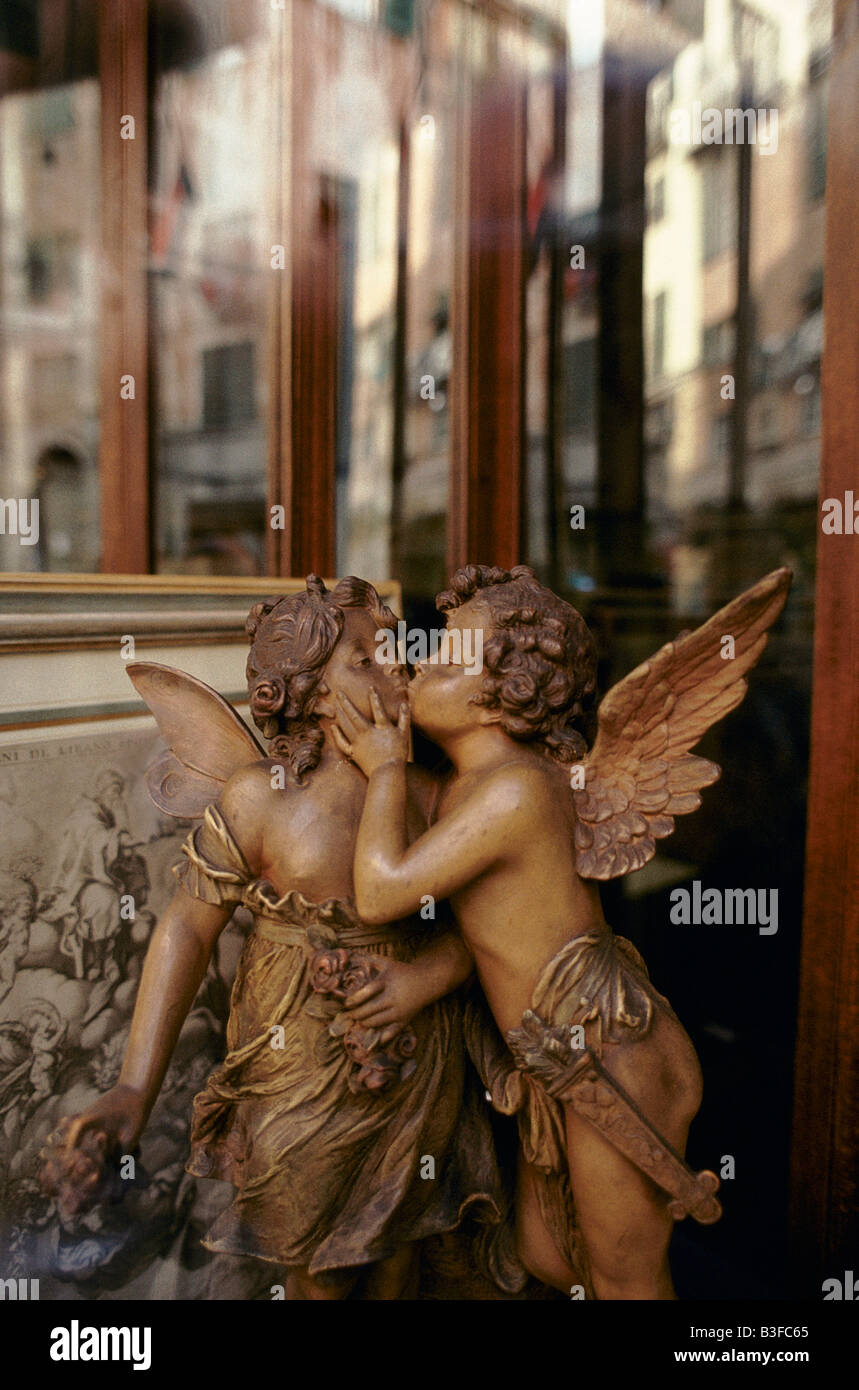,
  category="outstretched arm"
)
[63,887,232,1153]
[56,770,265,1162]
[117,886,232,1127]
[334,691,528,923]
